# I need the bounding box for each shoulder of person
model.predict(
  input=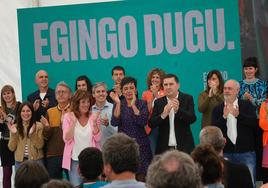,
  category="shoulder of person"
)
[179,91,193,99]
[27,90,39,100]
[47,106,58,114]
